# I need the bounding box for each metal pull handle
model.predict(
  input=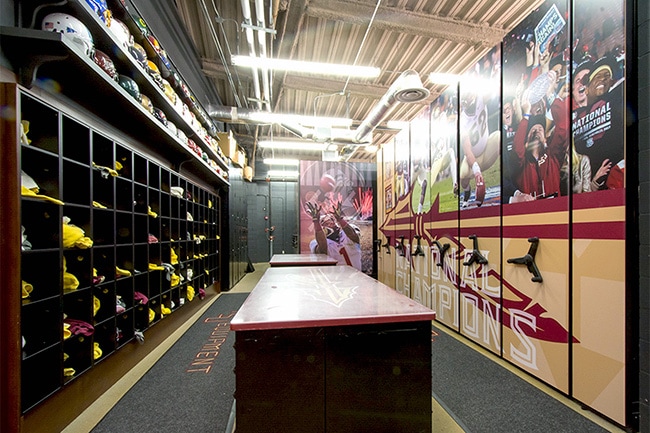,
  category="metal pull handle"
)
[507,237,543,283]
[382,236,391,254]
[396,236,406,257]
[433,240,450,267]
[412,235,425,257]
[463,234,488,266]
[374,239,382,254]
